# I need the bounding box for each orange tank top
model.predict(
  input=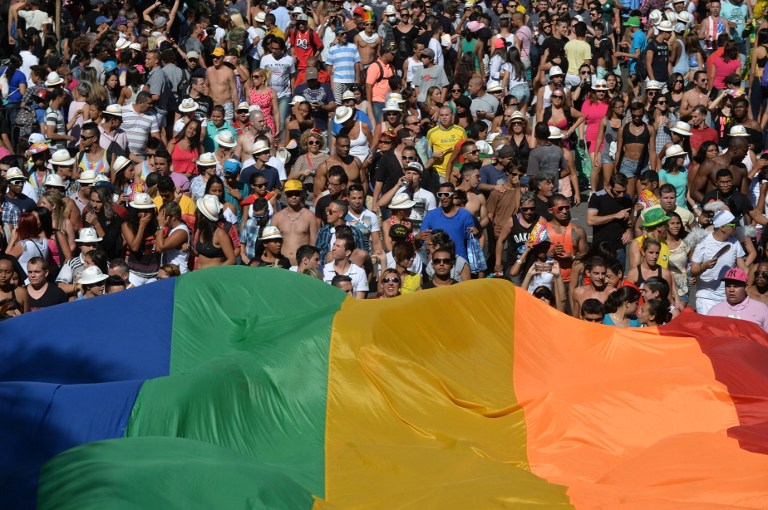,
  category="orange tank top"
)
[545,222,574,283]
